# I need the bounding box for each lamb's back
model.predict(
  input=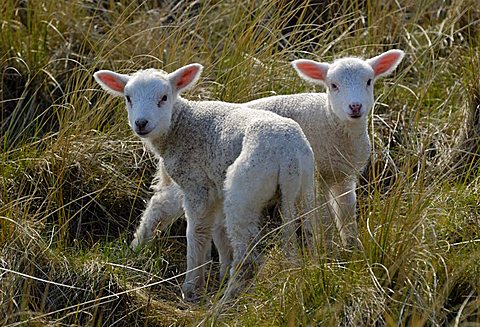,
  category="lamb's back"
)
[163,100,308,196]
[246,93,369,182]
